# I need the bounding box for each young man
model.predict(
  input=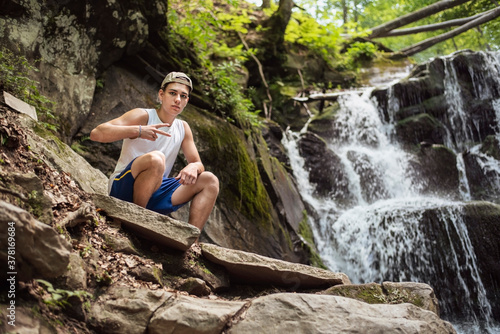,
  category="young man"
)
[90,72,219,231]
